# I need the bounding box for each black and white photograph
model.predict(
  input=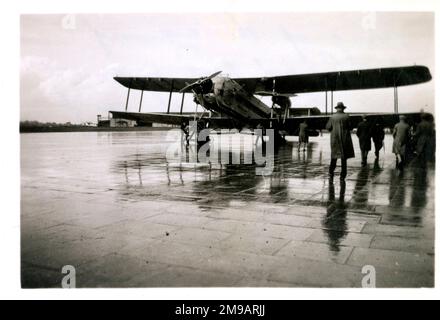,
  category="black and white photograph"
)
[19,9,435,290]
